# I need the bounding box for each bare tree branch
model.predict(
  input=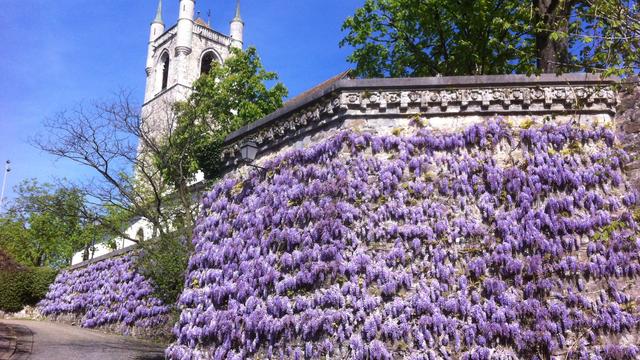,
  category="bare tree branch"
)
[31,89,200,245]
